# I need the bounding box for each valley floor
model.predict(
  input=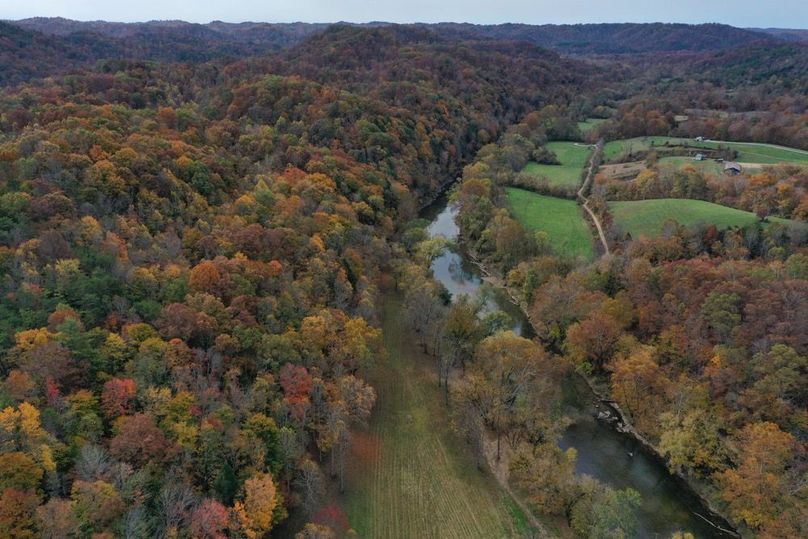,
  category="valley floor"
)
[340,298,534,538]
